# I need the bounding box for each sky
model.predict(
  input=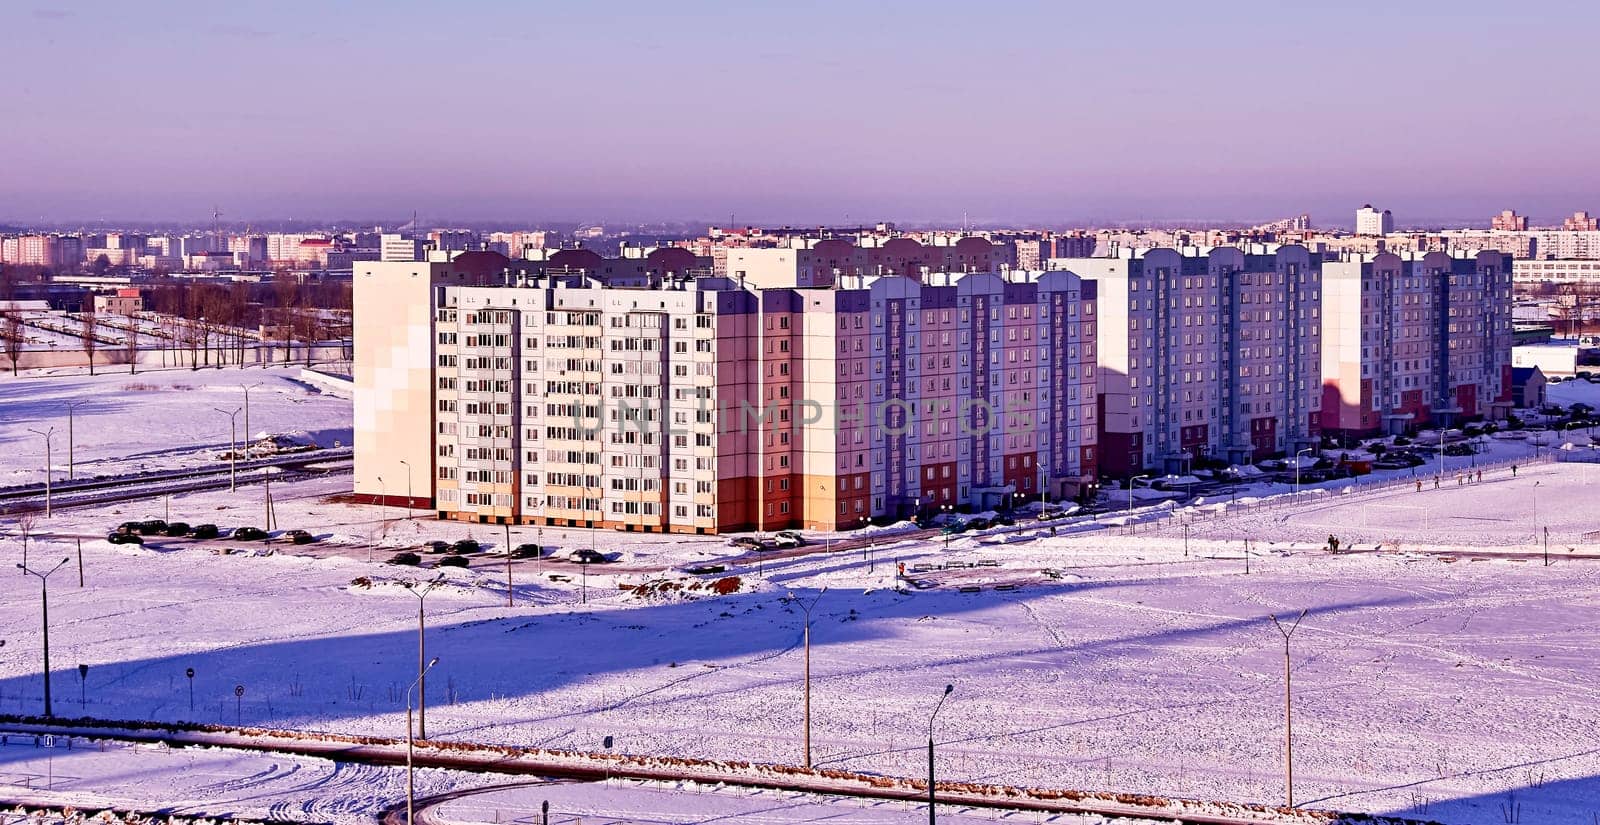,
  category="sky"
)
[2,0,1598,227]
